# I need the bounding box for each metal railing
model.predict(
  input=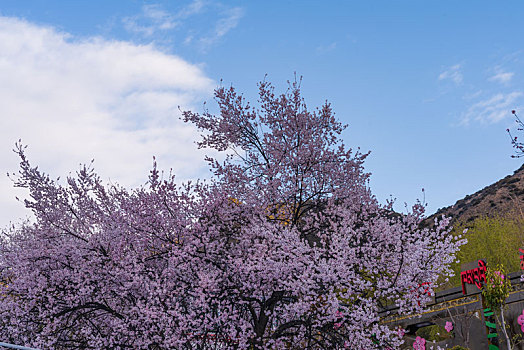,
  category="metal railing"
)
[0,342,40,350]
